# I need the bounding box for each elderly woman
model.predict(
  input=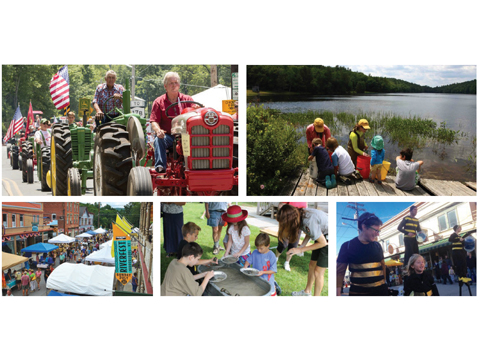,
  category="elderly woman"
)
[92,70,124,124]
[277,205,328,296]
[336,212,388,296]
[347,118,370,167]
[150,72,197,173]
